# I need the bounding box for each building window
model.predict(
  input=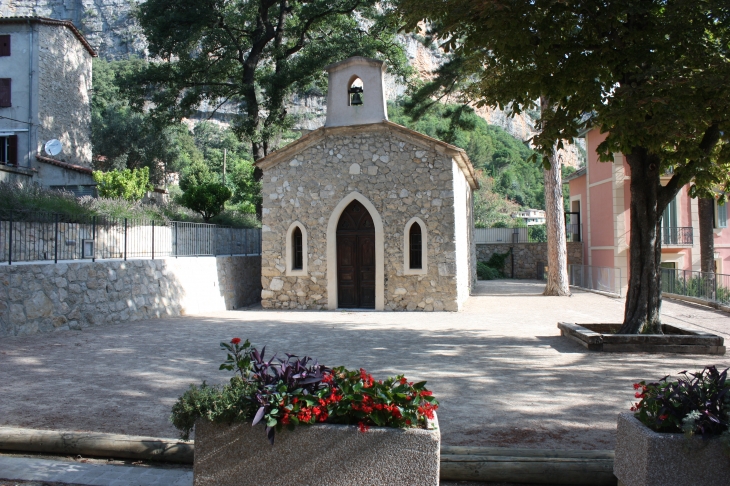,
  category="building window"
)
[403,217,427,275]
[409,223,422,269]
[293,226,303,270]
[0,35,9,56]
[0,79,10,107]
[286,222,308,276]
[716,200,728,229]
[0,135,17,165]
